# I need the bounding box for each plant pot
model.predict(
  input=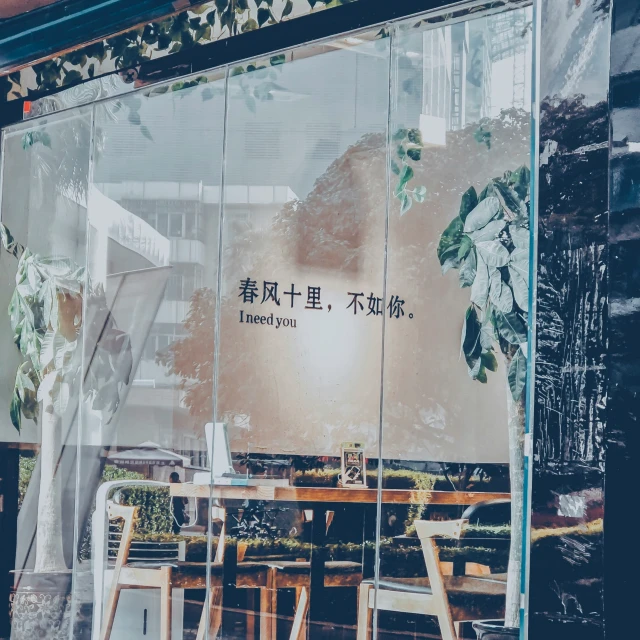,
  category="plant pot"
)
[10,570,74,640]
[472,620,519,640]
